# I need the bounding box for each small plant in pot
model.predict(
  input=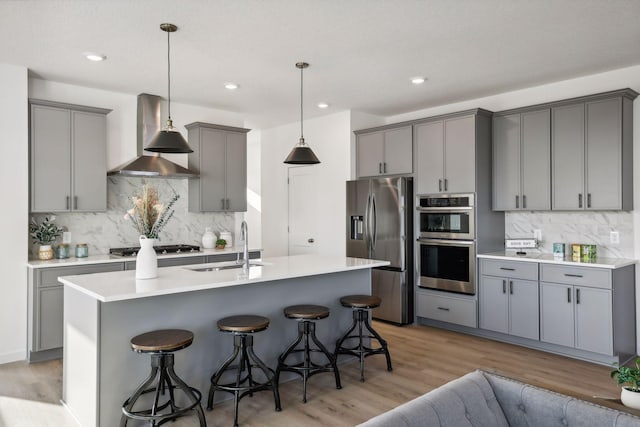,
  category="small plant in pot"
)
[215,239,227,249]
[29,216,64,260]
[611,357,640,409]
